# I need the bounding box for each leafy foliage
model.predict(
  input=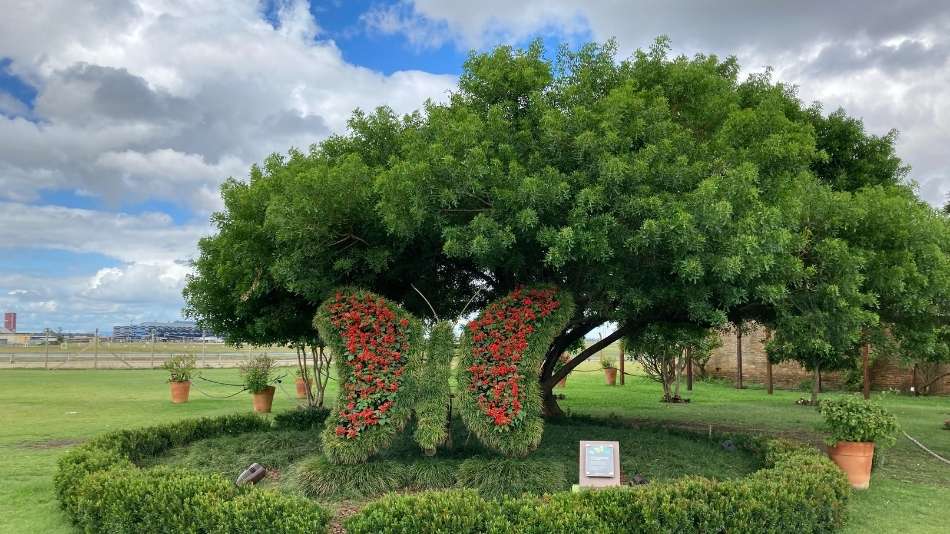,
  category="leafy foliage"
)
[457,286,574,456]
[183,37,950,418]
[239,355,276,394]
[160,354,197,382]
[315,288,423,464]
[626,323,721,400]
[413,320,455,454]
[819,396,900,447]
